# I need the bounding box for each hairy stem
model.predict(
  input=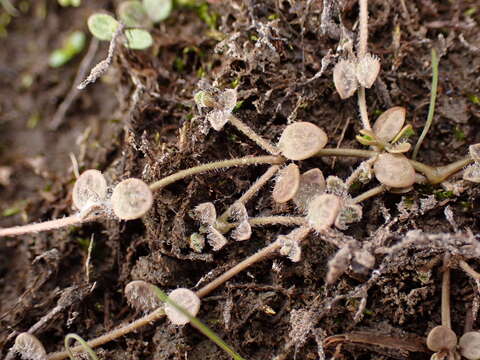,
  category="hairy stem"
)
[0,214,98,238]
[315,148,376,158]
[229,115,280,155]
[358,87,372,131]
[149,155,285,191]
[459,259,480,281]
[48,309,166,360]
[358,0,369,58]
[412,48,439,160]
[352,185,385,204]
